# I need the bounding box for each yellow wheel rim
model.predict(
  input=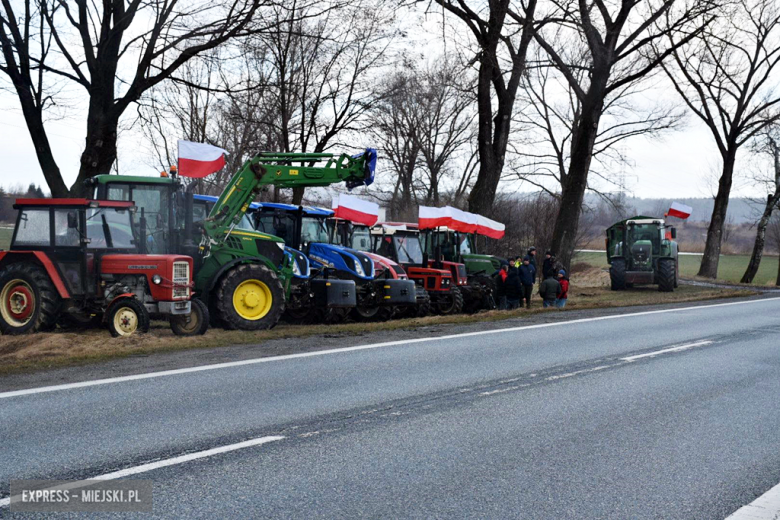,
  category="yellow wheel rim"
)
[0,279,35,327]
[113,307,139,336]
[233,280,272,320]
